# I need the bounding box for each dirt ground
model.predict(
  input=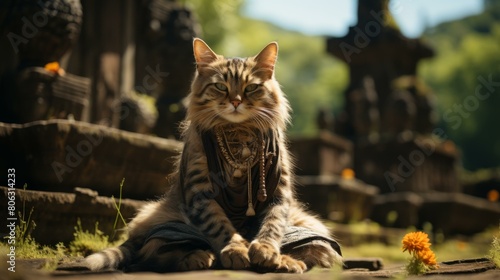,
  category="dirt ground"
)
[2,257,499,280]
